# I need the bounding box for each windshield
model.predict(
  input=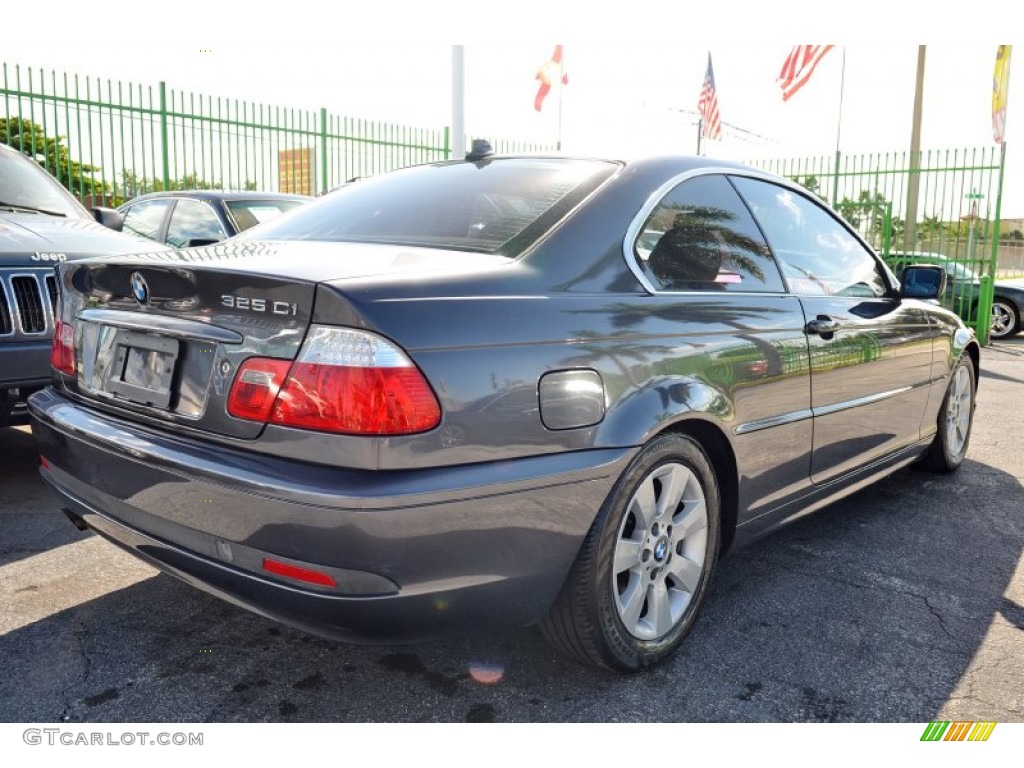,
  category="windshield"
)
[0,147,89,219]
[241,158,619,256]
